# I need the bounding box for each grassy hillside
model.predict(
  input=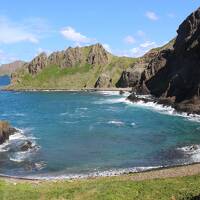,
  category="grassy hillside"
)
[8,56,135,90]
[0,174,200,200]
